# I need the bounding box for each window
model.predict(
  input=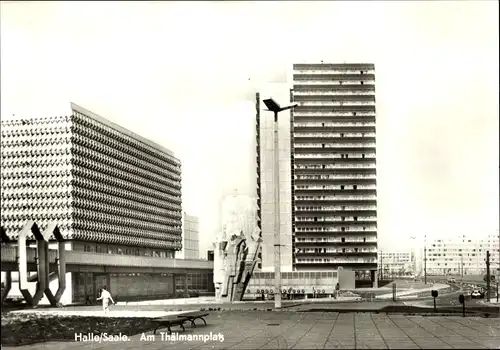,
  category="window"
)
[363,237,366,243]
[322,164,325,169]
[353,112,357,116]
[341,237,345,243]
[361,81,364,85]
[355,248,359,252]
[342,227,345,232]
[342,248,346,253]
[314,217,318,222]
[341,154,344,159]
[340,133,344,137]
[342,206,345,210]
[360,70,364,75]
[354,216,358,221]
[353,185,357,190]
[346,154,349,159]
[339,81,343,85]
[322,123,325,127]
[322,143,325,148]
[341,185,344,190]
[363,227,366,231]
[342,216,345,221]
[362,154,365,158]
